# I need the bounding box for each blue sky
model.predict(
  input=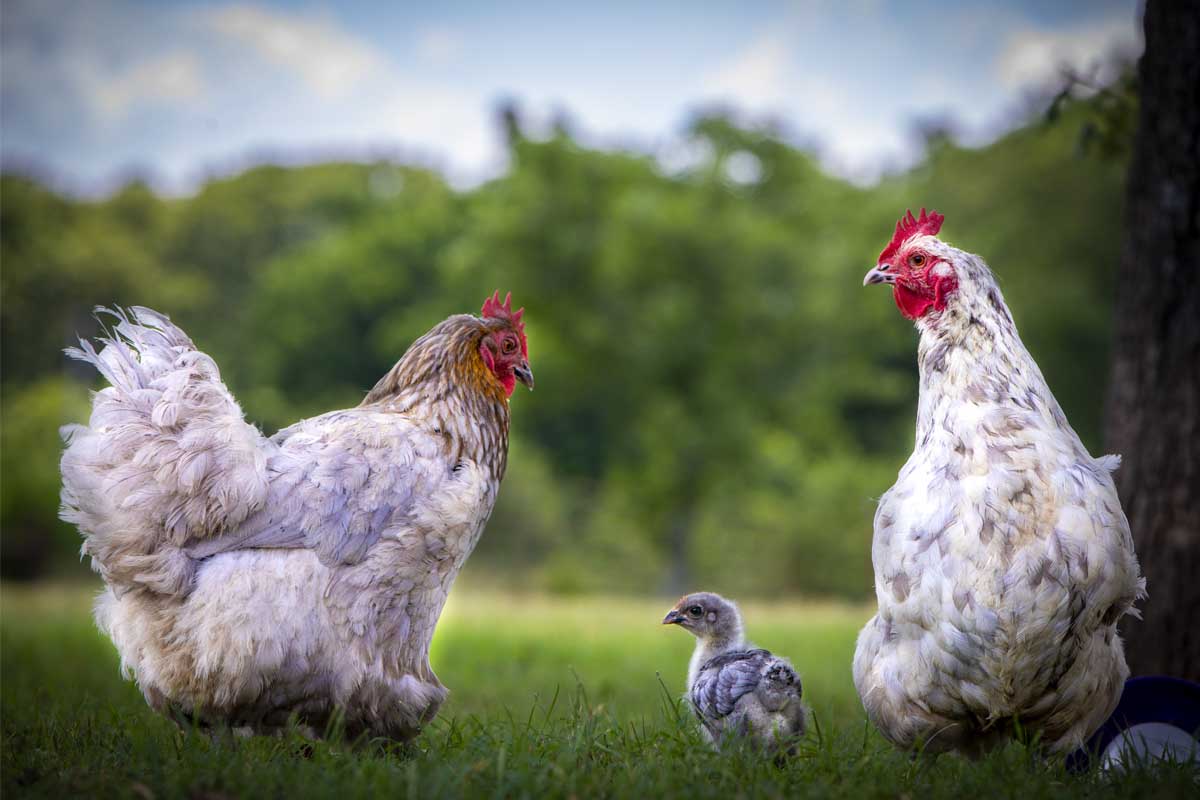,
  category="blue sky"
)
[1,0,1142,194]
